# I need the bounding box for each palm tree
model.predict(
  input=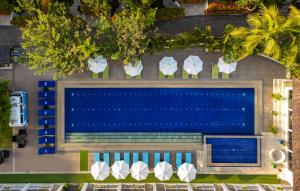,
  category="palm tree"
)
[230,5,288,61]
